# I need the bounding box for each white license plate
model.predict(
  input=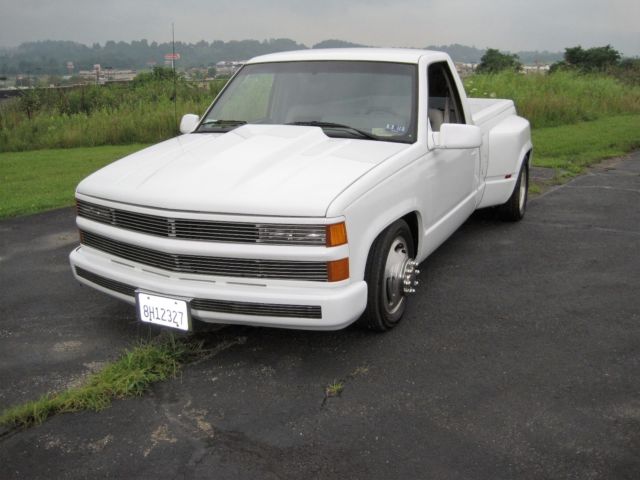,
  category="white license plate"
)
[136,292,191,331]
